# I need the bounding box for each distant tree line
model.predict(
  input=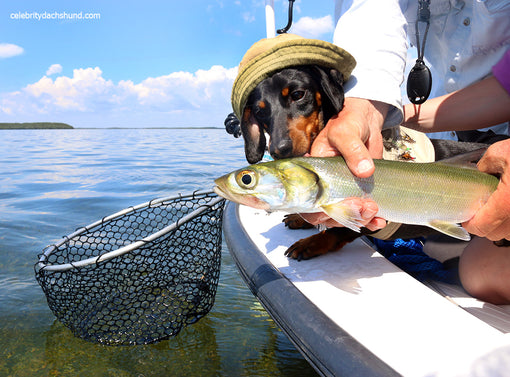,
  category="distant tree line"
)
[0,122,73,129]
